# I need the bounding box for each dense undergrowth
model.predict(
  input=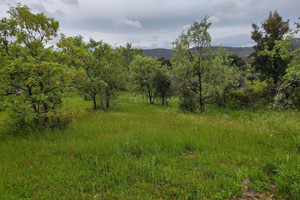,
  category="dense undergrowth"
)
[0,93,299,199]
